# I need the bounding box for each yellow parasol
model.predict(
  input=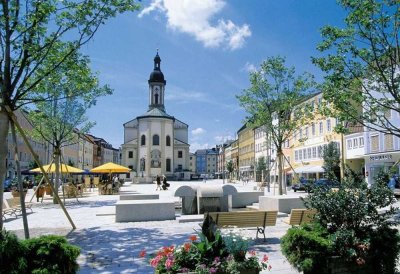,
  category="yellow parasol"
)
[30,164,84,174]
[90,162,131,174]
